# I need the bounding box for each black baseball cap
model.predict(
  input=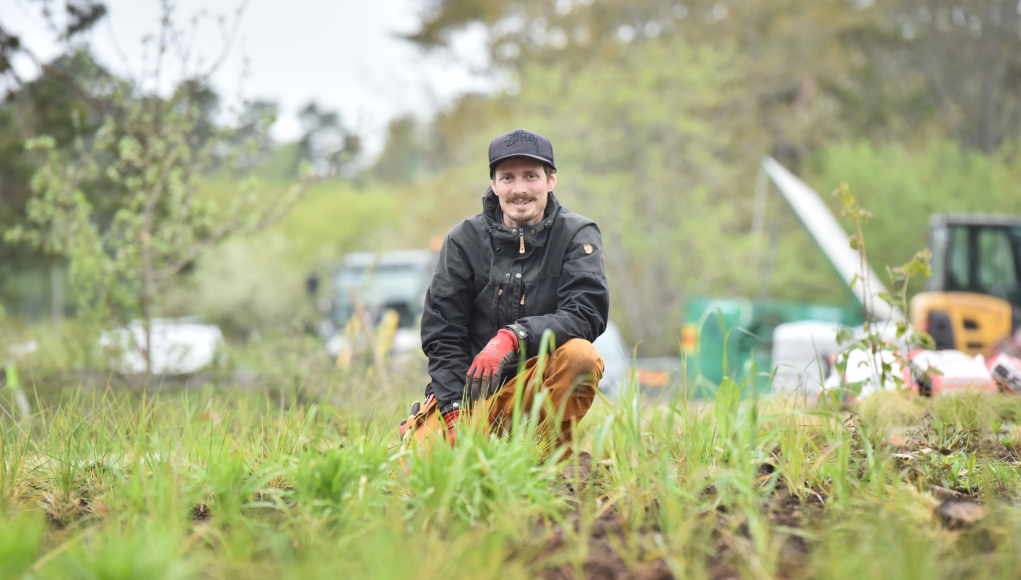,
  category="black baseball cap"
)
[488,129,556,174]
